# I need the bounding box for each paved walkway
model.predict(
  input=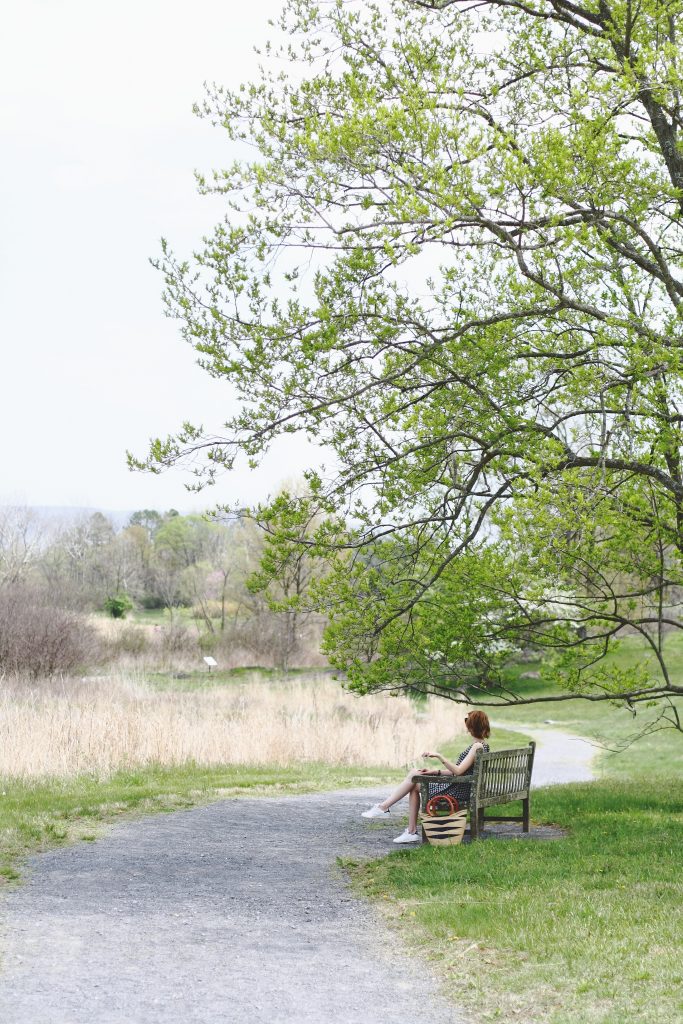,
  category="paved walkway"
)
[0,729,595,1023]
